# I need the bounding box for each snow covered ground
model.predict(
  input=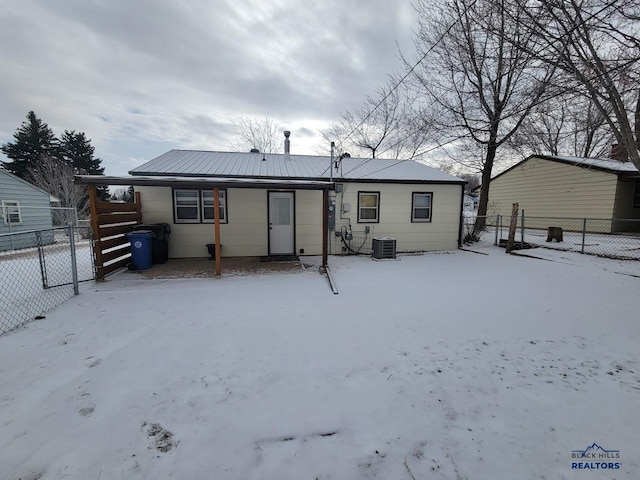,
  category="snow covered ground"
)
[1,245,639,479]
